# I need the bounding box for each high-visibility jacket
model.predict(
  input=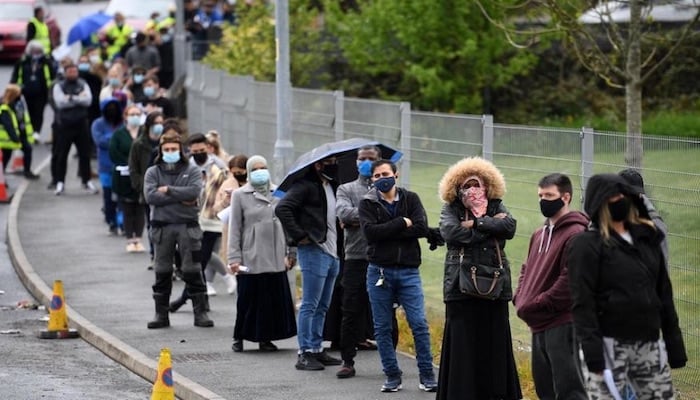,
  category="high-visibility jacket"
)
[14,100,35,144]
[156,17,175,30]
[0,105,22,150]
[17,57,53,89]
[29,17,51,53]
[106,23,134,59]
